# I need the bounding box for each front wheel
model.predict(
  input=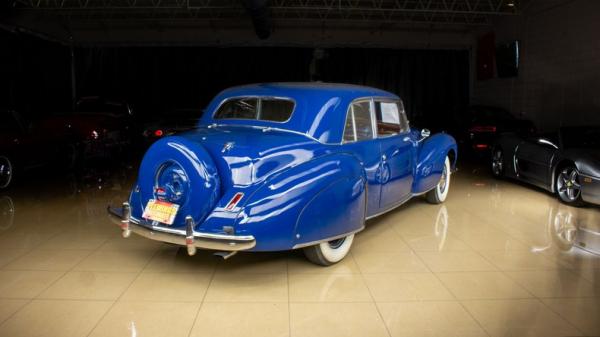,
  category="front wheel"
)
[426,156,451,204]
[556,166,583,206]
[491,148,504,178]
[0,156,14,190]
[303,234,355,266]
